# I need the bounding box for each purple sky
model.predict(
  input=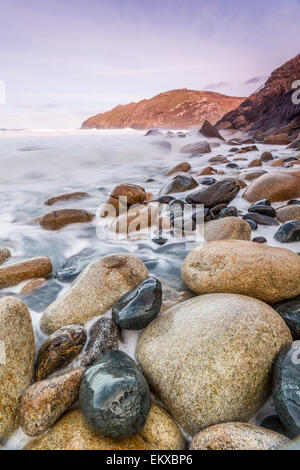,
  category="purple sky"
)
[1,0,300,128]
